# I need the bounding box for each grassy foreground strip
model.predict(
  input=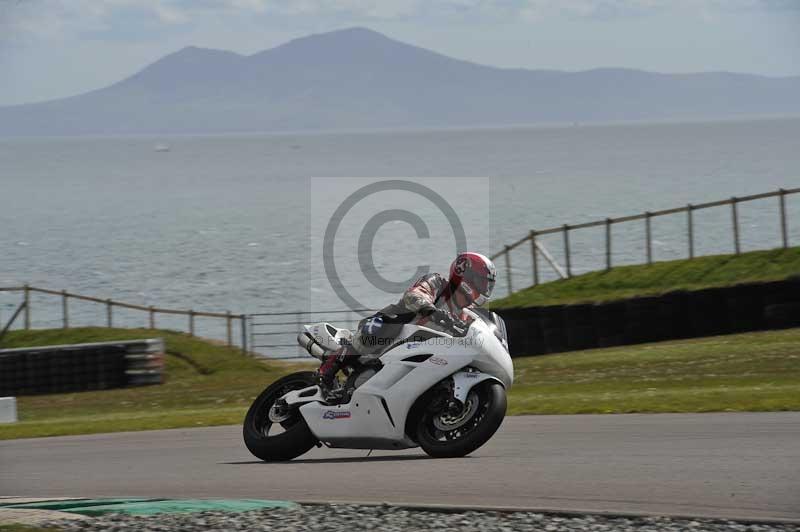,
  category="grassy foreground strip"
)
[491,247,800,308]
[1,327,799,439]
[508,328,800,415]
